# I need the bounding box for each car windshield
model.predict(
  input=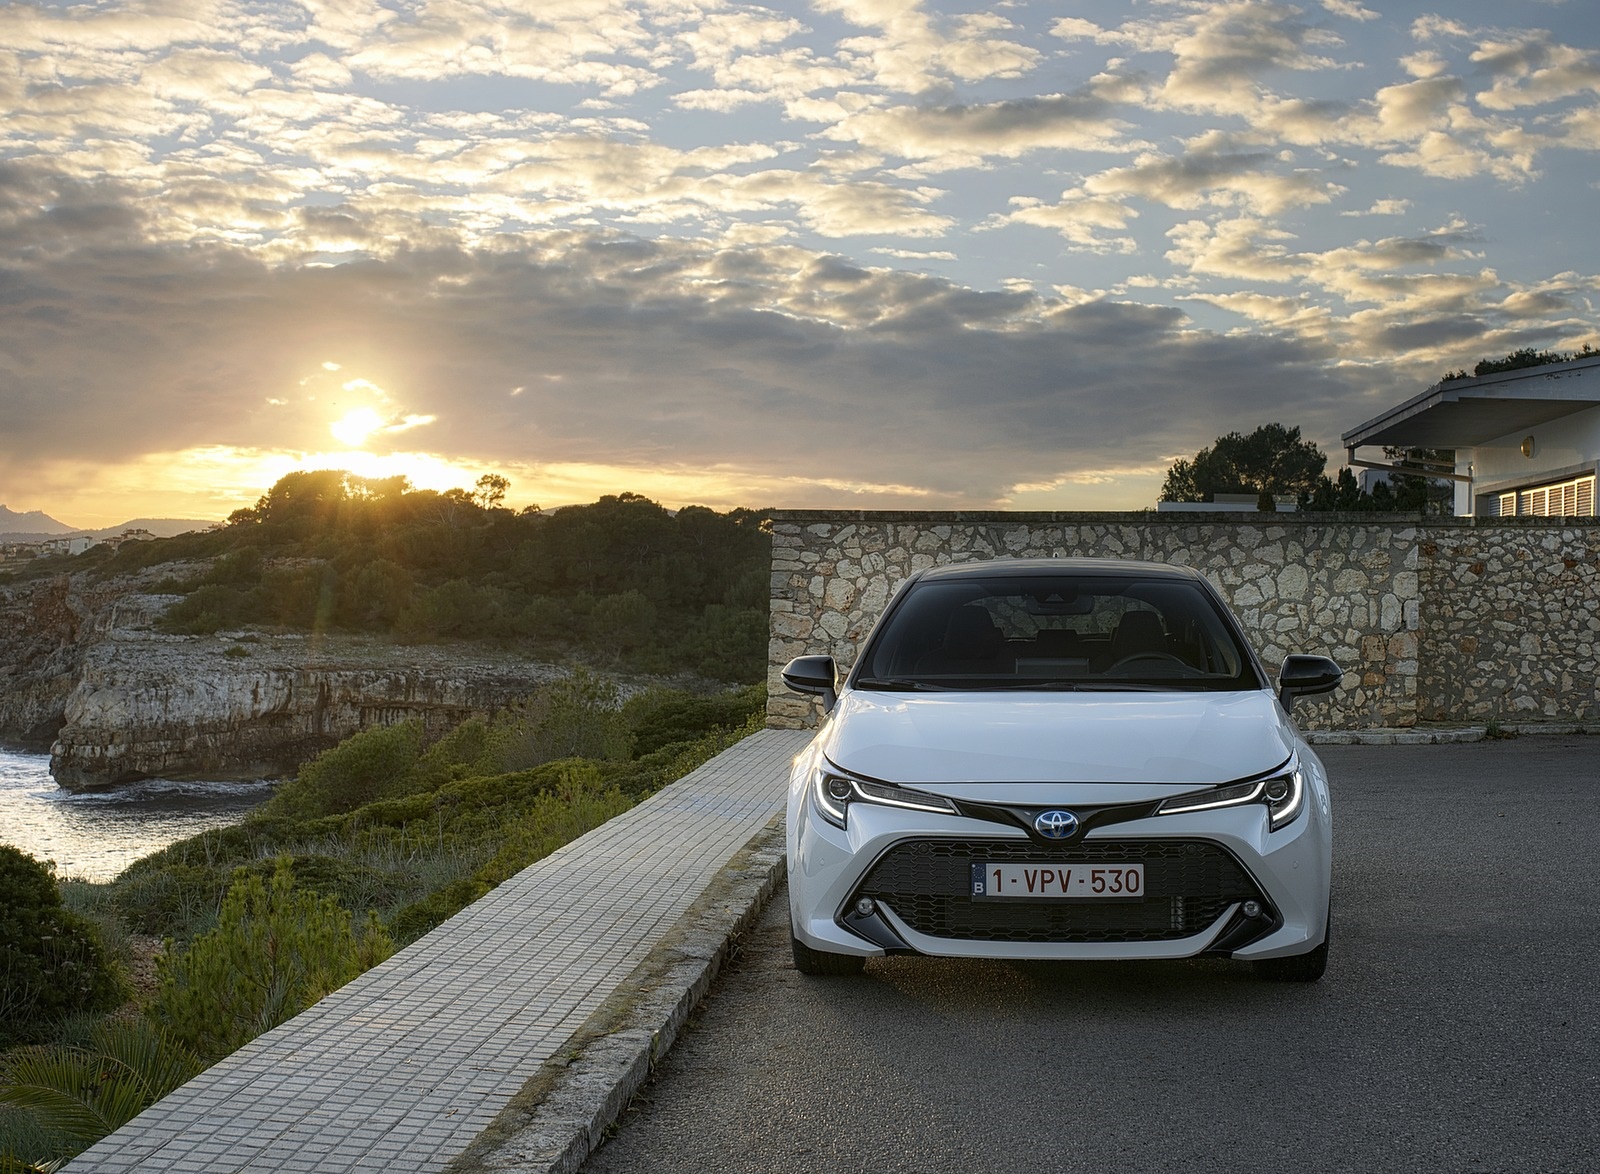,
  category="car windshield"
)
[854,574,1262,692]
